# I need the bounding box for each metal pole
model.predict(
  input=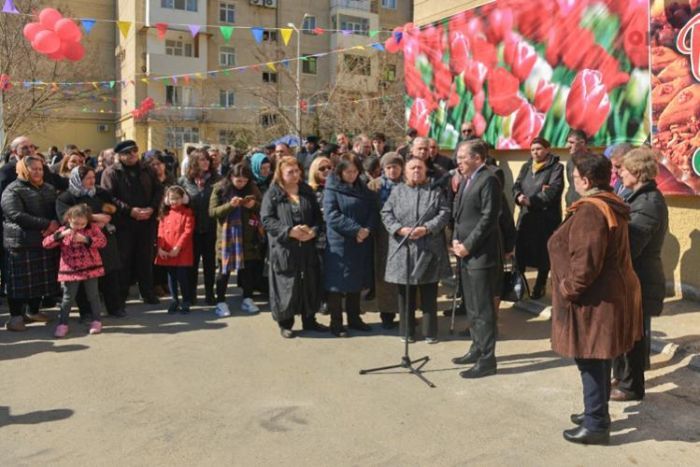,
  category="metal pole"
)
[296,28,302,147]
